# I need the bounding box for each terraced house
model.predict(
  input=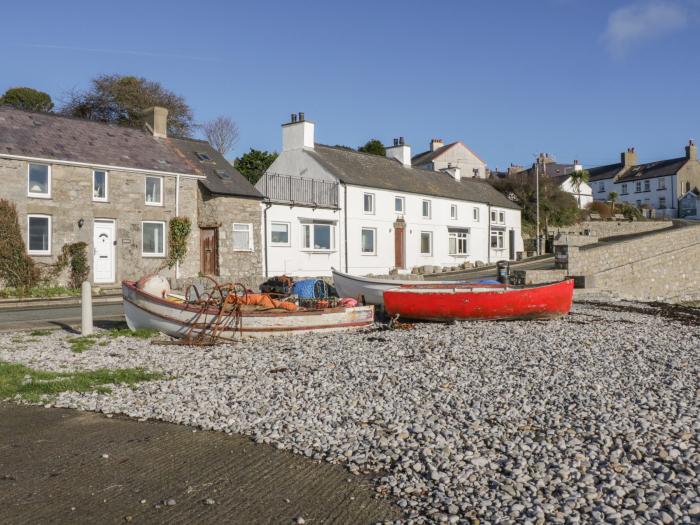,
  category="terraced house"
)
[588,142,700,218]
[255,113,522,277]
[0,106,263,286]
